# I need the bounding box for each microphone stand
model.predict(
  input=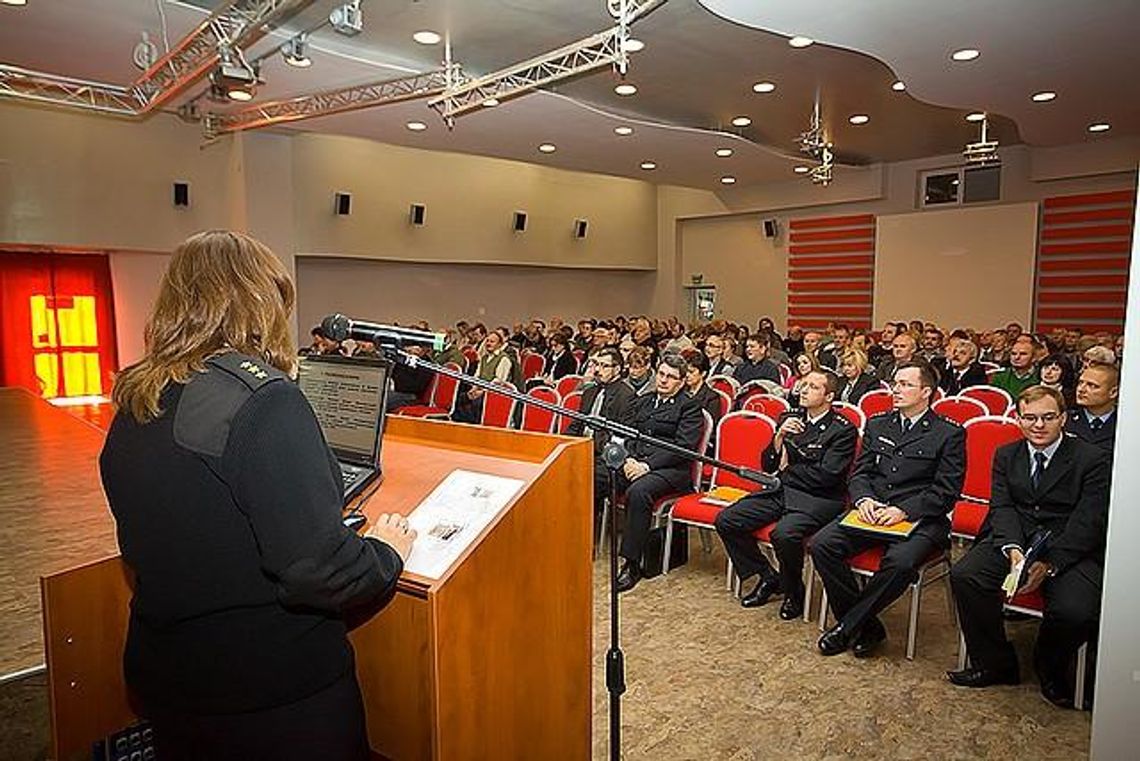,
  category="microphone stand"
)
[370,335,779,761]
